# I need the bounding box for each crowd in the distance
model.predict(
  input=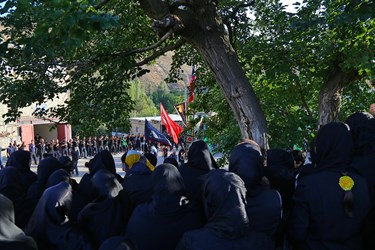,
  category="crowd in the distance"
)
[0,108,375,250]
